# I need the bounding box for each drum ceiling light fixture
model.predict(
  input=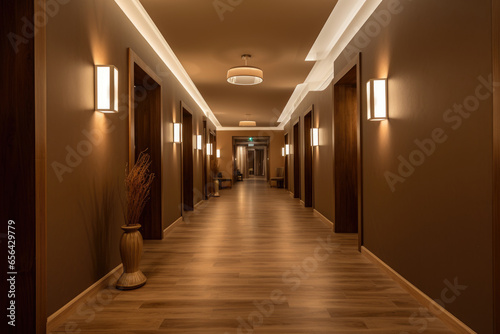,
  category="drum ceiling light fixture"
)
[227,54,263,86]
